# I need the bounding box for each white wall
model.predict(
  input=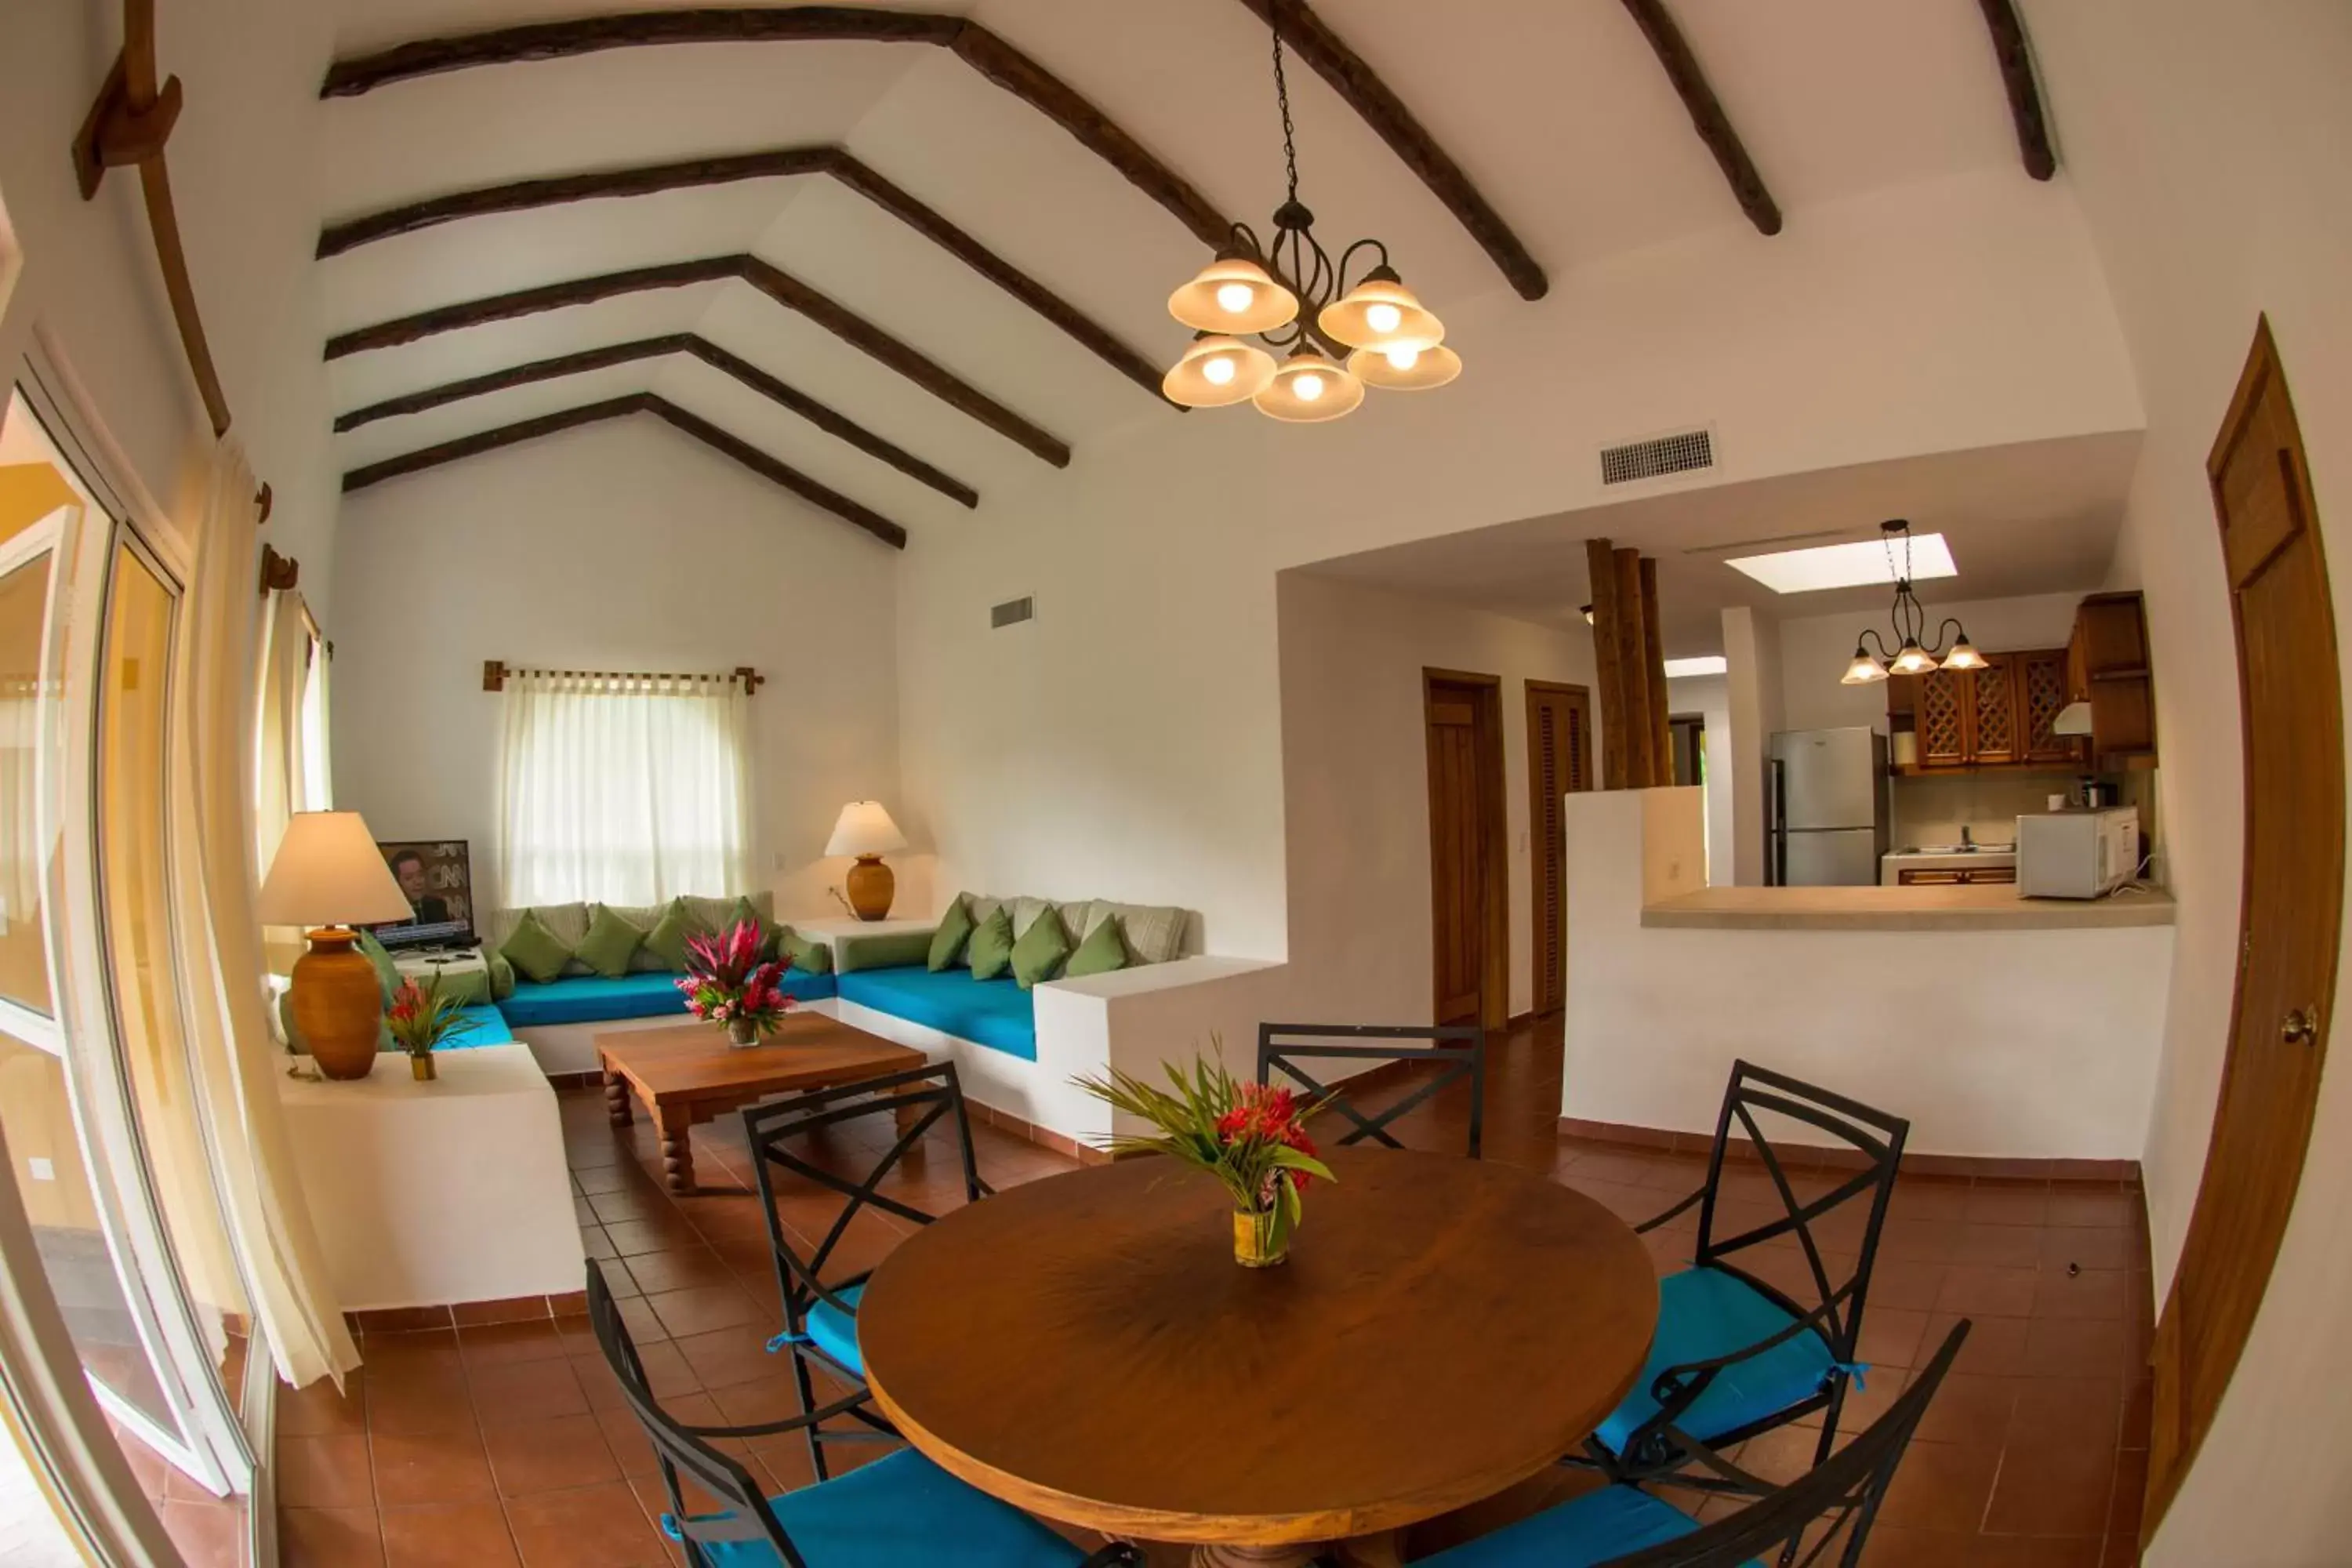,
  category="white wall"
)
[1564,789,2171,1160]
[330,418,911,922]
[1667,673,1735,887]
[1777,590,2088,735]
[2022,4,2352,1559]
[1276,572,1600,1022]
[1722,607,1785,886]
